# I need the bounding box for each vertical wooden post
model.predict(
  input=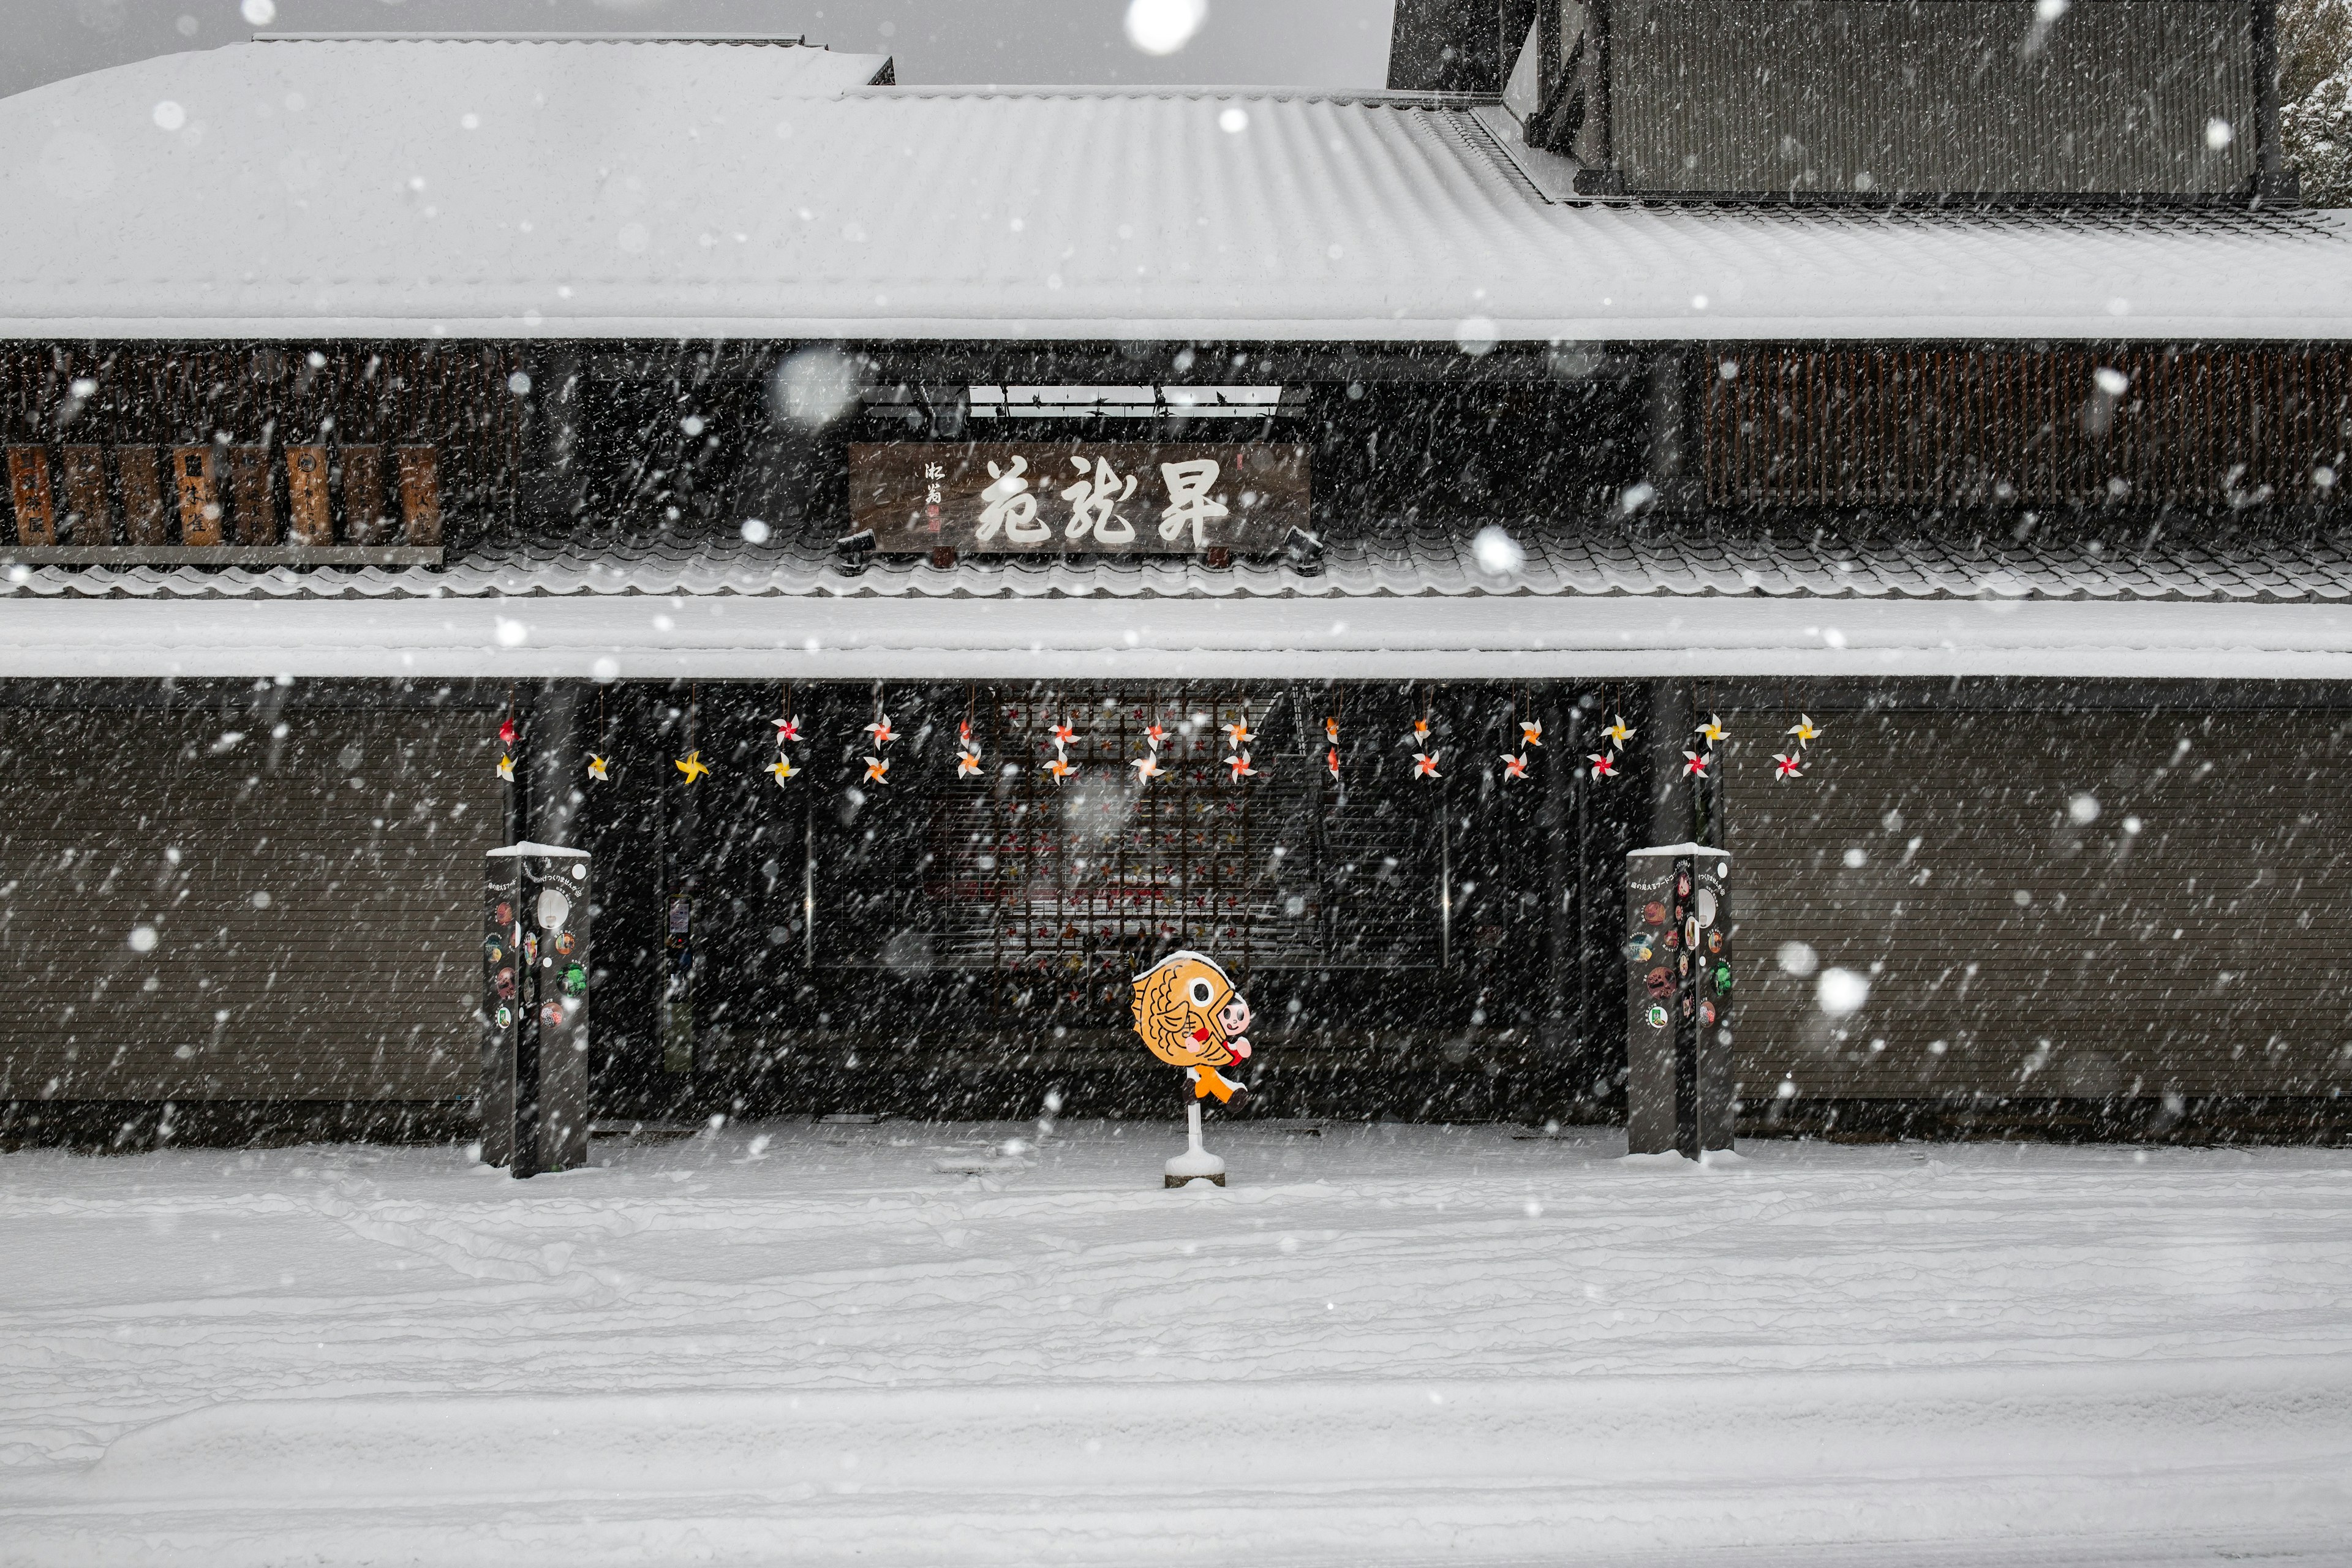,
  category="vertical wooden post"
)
[396,446,442,546]
[118,447,167,545]
[340,445,388,544]
[285,445,333,545]
[174,445,223,546]
[59,447,111,546]
[229,445,278,546]
[6,447,57,546]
